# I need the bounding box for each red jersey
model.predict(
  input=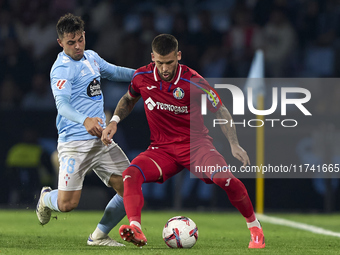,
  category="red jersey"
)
[129,62,222,145]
